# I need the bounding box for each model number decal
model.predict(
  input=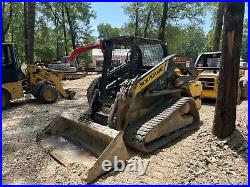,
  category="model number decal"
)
[135,63,167,95]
